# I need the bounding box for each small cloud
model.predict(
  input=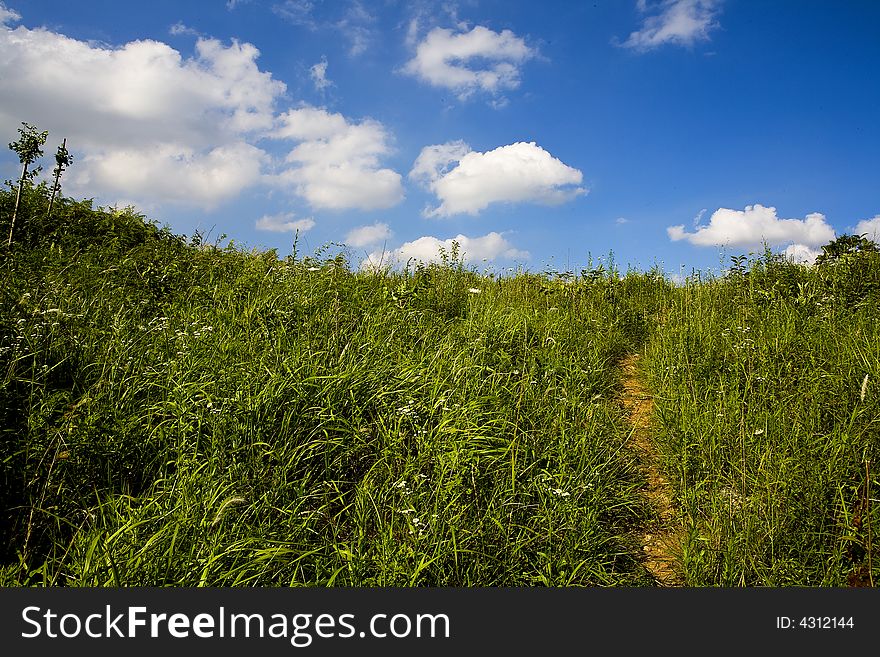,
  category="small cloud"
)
[784,244,821,265]
[403,25,537,102]
[345,222,392,248]
[854,215,880,241]
[268,106,404,211]
[410,141,585,217]
[405,17,420,48]
[0,2,21,24]
[336,2,374,56]
[256,212,315,233]
[618,0,722,52]
[226,0,251,8]
[169,22,200,37]
[615,217,630,225]
[309,56,333,92]
[362,231,529,270]
[667,204,835,249]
